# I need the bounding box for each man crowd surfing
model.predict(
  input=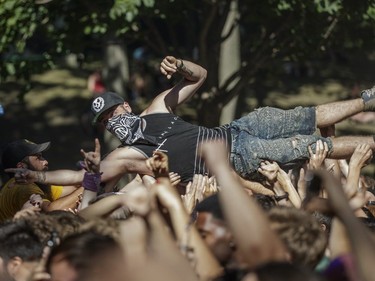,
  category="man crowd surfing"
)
[1,55,375,281]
